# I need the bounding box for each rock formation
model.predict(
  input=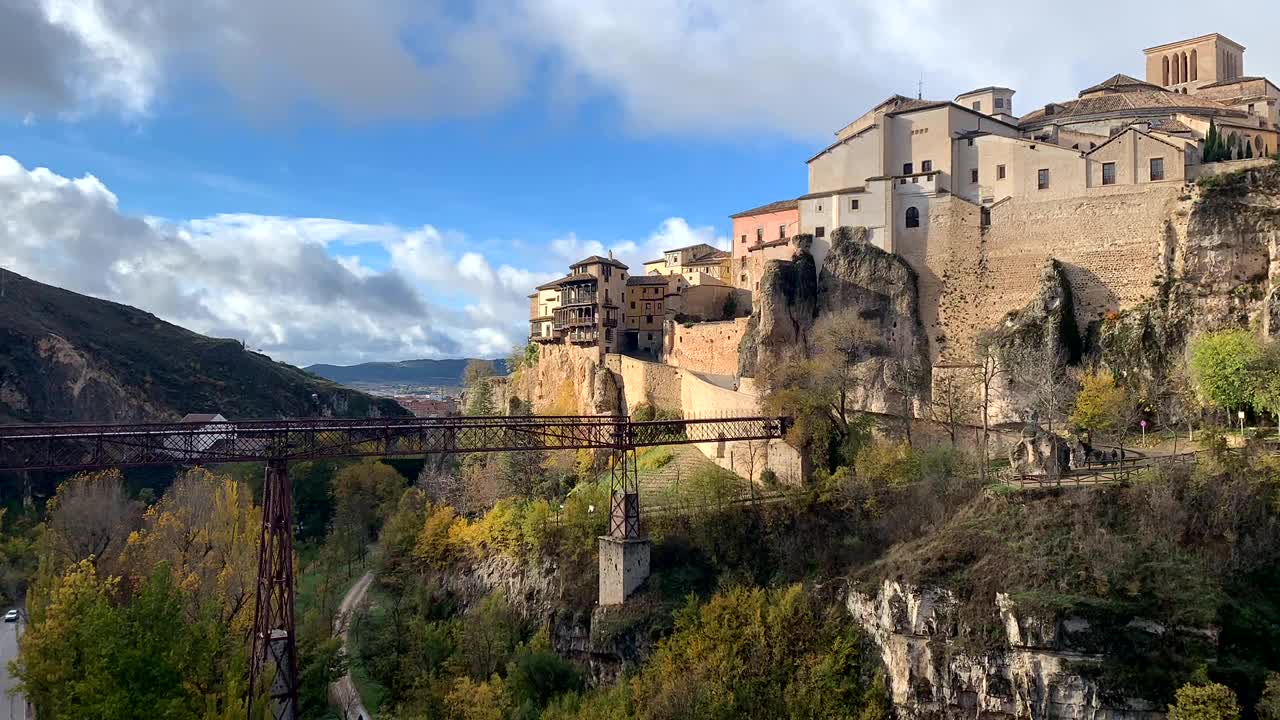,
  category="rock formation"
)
[510,343,623,416]
[848,579,1162,720]
[738,237,819,377]
[1007,427,1086,477]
